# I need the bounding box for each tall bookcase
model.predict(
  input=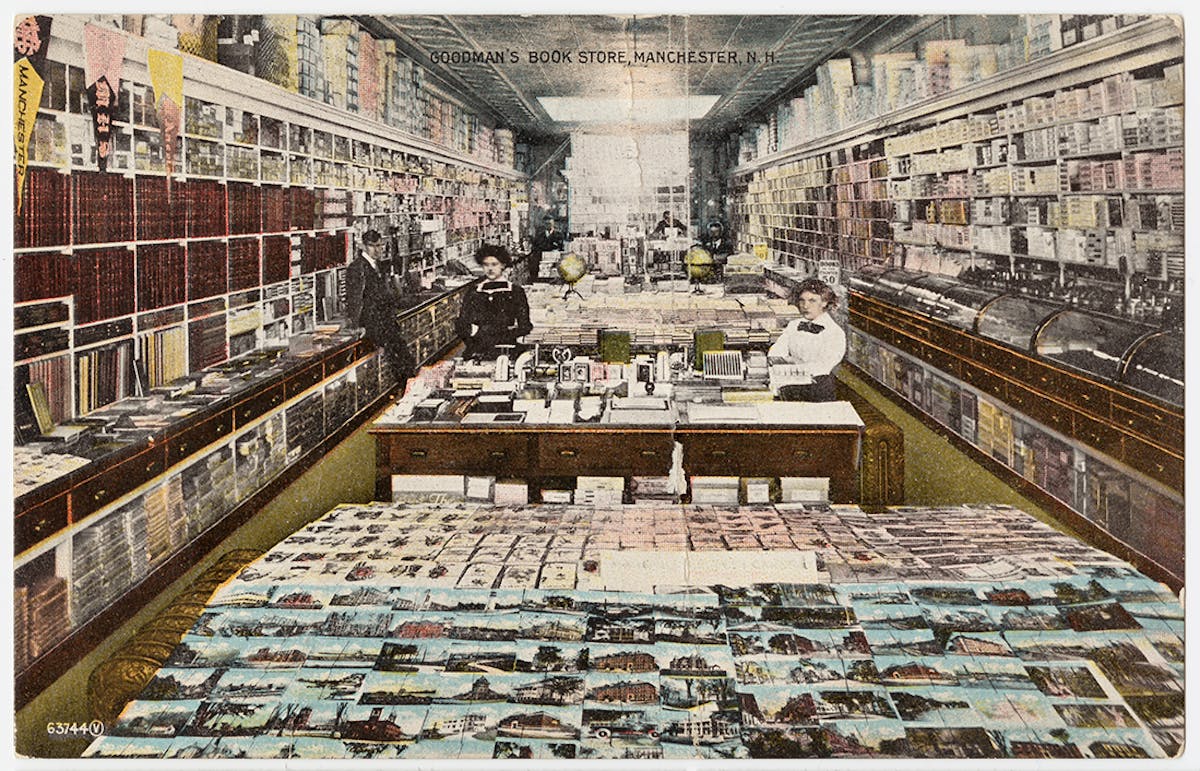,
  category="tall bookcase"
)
[727,18,1184,586]
[13,16,526,702]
